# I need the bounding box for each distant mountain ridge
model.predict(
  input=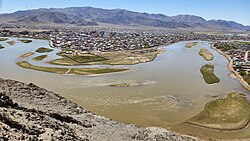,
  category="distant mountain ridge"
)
[0,7,249,30]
